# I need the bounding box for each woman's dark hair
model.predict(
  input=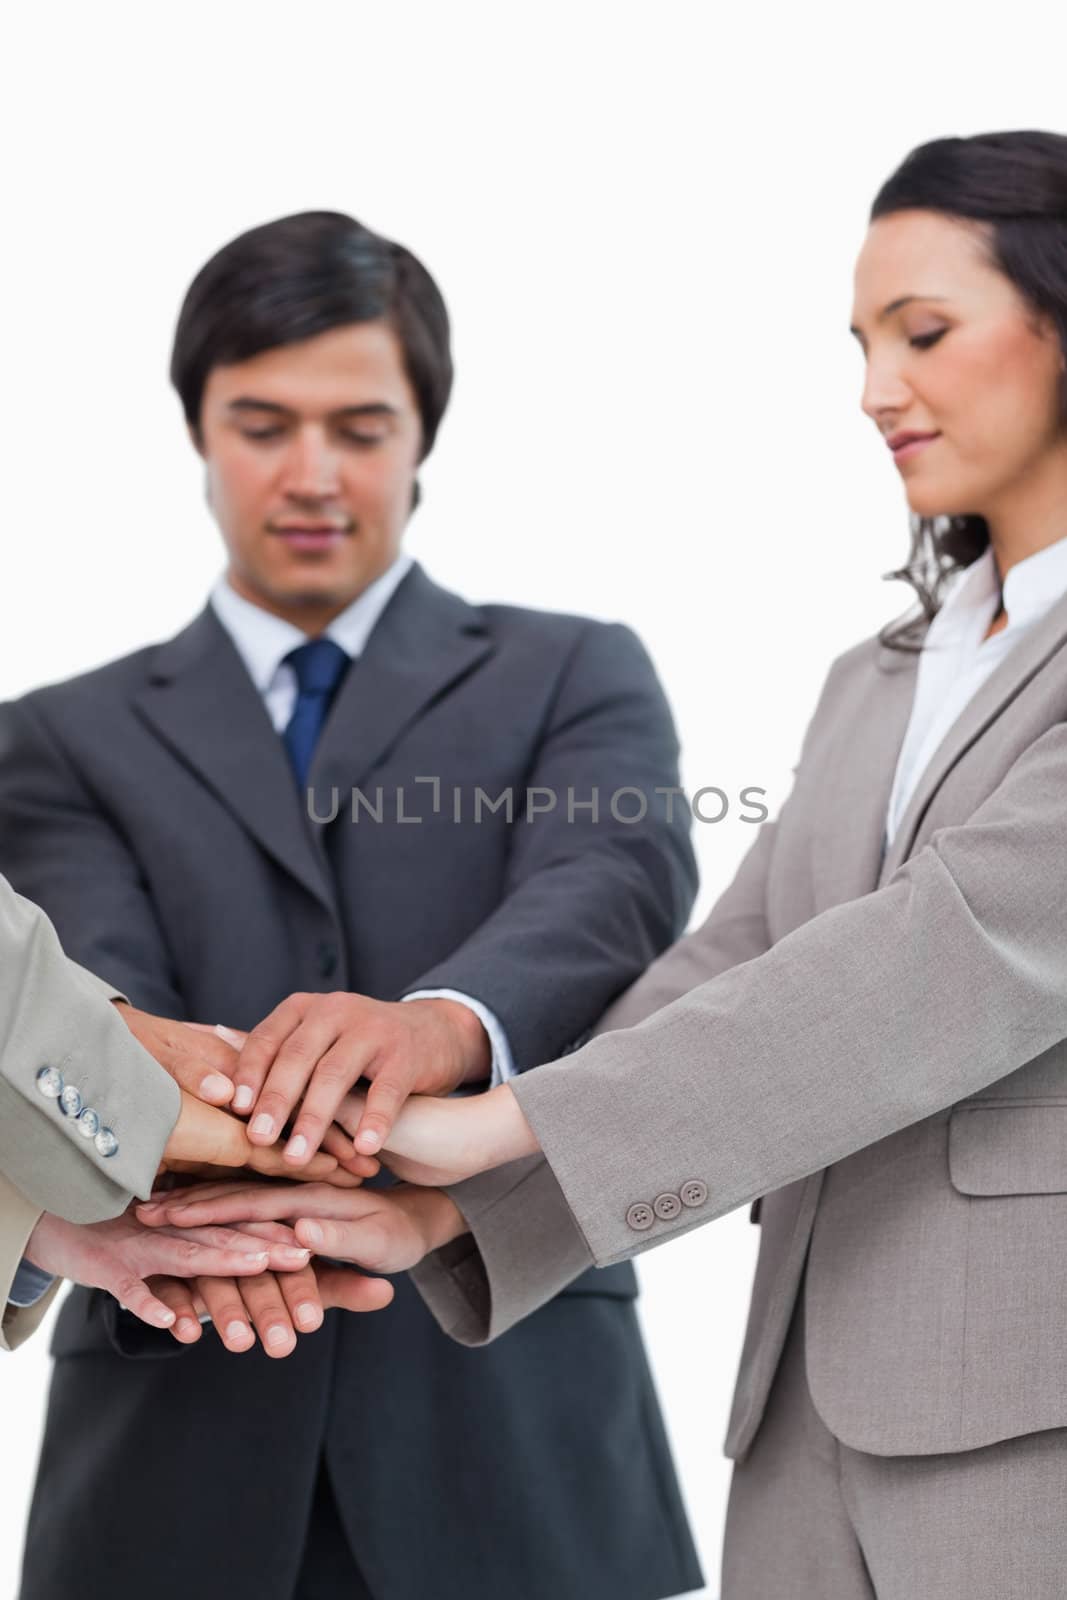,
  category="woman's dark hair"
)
[868,131,1067,649]
[169,211,453,493]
